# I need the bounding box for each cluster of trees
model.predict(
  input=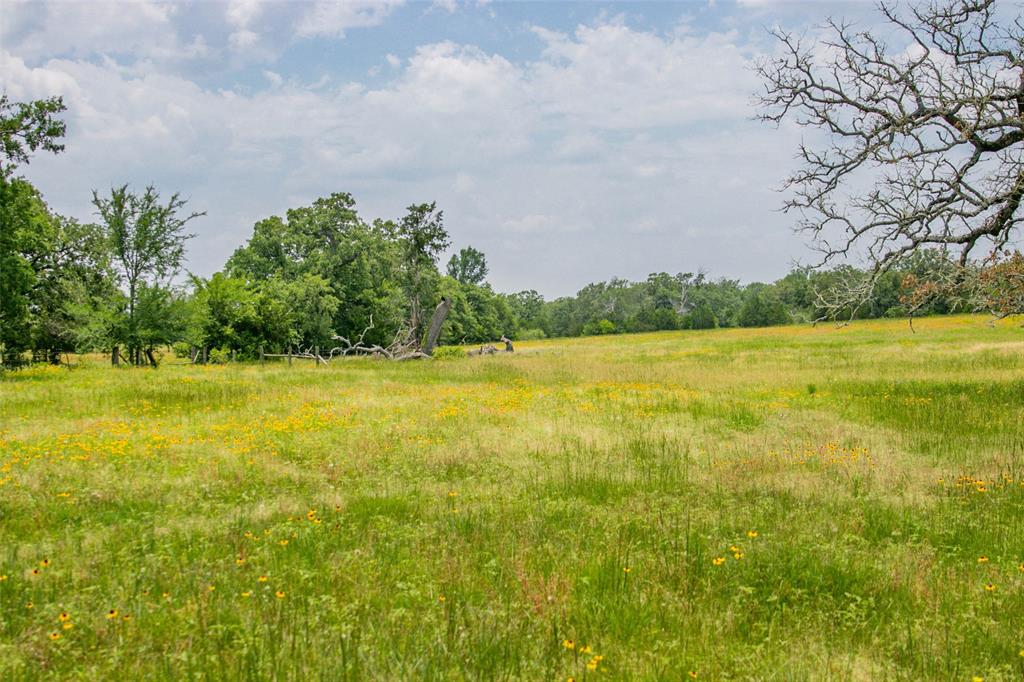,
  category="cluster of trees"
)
[0,94,523,366]
[514,248,1012,339]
